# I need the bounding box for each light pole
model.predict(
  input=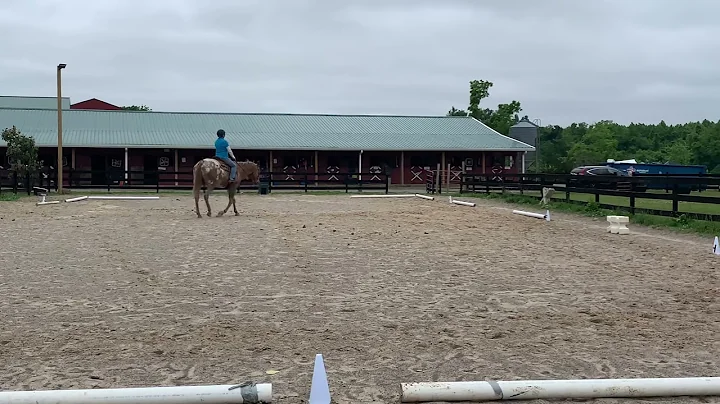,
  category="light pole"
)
[57,63,66,193]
